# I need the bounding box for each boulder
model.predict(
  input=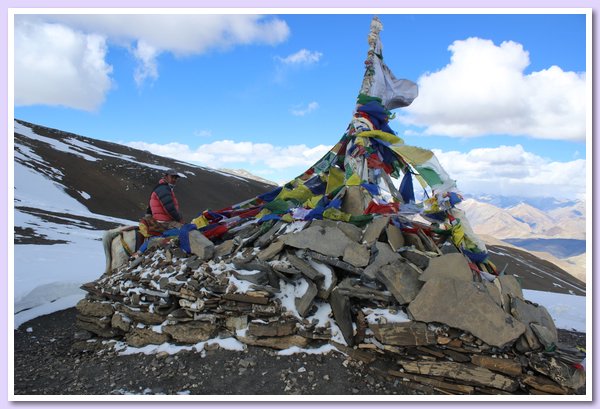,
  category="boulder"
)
[420,253,472,282]
[283,225,355,258]
[408,277,526,348]
[375,259,423,304]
